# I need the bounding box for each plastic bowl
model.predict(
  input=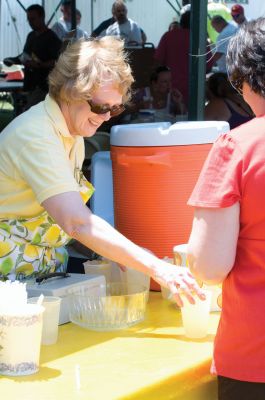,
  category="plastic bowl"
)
[68,283,149,331]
